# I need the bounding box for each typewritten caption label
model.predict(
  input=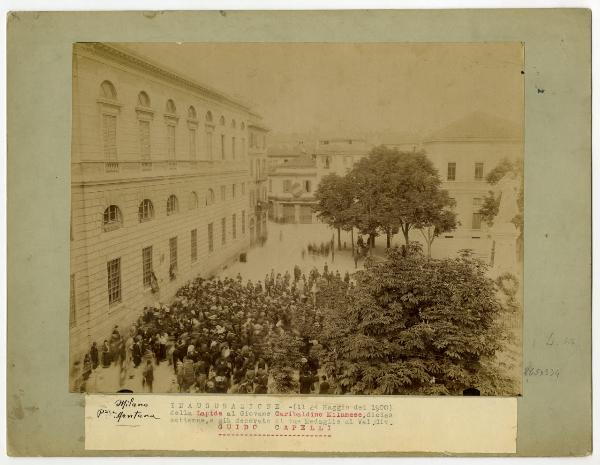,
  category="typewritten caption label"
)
[85,395,517,453]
